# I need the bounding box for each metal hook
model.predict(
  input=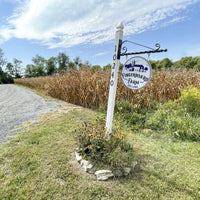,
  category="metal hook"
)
[147,53,150,60]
